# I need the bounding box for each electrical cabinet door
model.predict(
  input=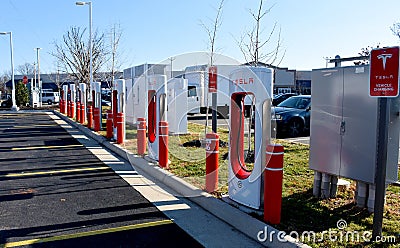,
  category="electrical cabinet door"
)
[309,68,343,175]
[340,66,378,183]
